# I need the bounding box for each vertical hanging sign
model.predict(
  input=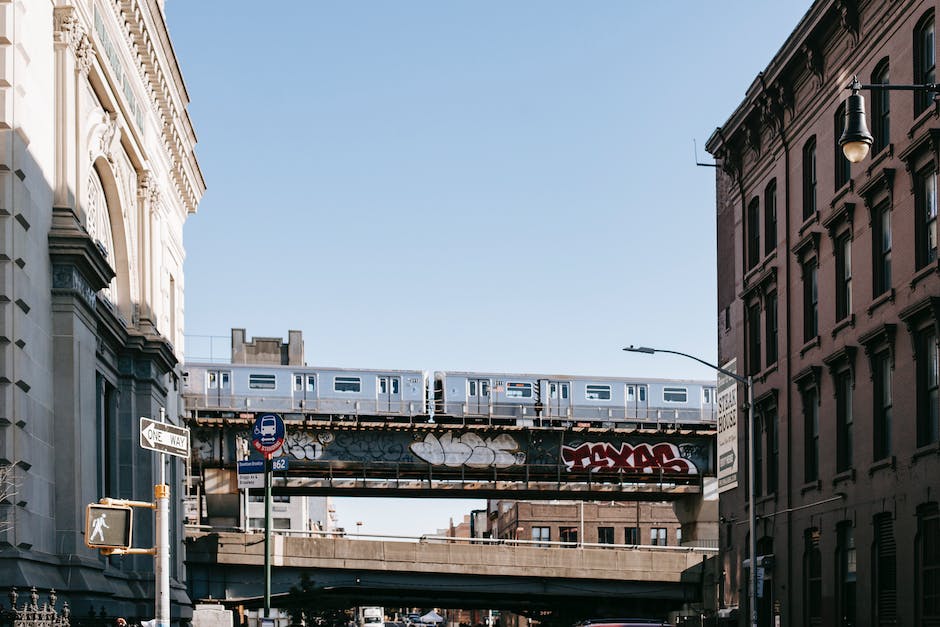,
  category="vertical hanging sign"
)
[717,358,739,493]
